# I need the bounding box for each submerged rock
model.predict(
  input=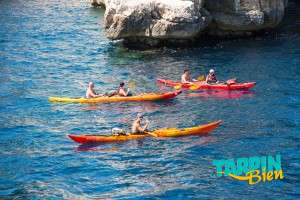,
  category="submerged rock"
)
[92,0,288,46]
